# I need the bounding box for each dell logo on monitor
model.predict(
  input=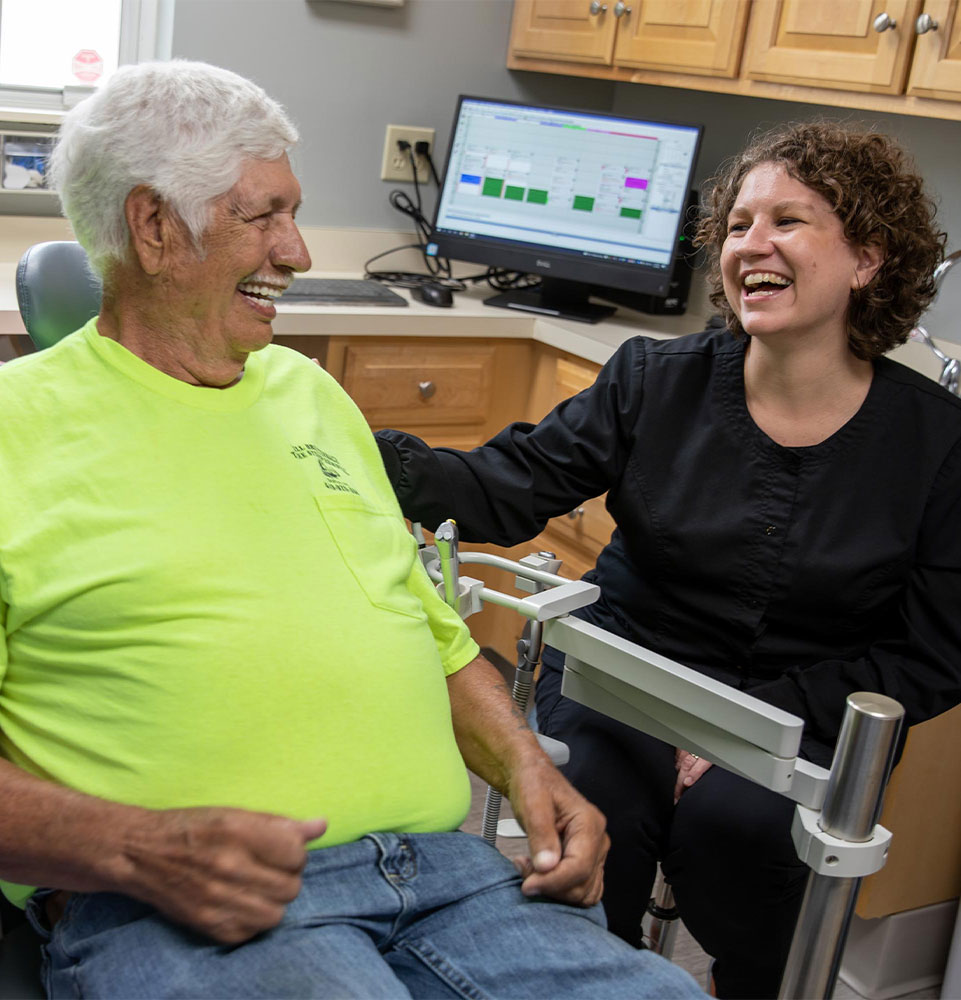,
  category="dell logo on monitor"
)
[536,260,551,269]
